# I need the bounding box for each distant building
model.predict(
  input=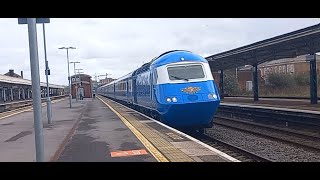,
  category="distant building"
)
[92,80,98,93]
[259,54,320,79]
[4,69,23,79]
[70,74,92,99]
[211,55,320,93]
[99,77,115,85]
